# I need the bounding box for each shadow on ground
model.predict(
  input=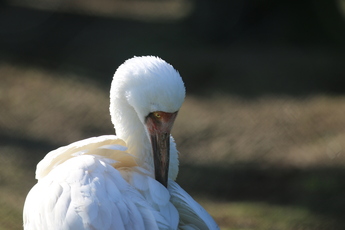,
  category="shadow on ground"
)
[178,163,345,227]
